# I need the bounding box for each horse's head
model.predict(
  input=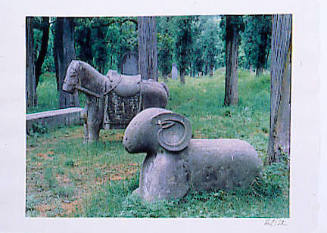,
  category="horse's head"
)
[63,60,81,94]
